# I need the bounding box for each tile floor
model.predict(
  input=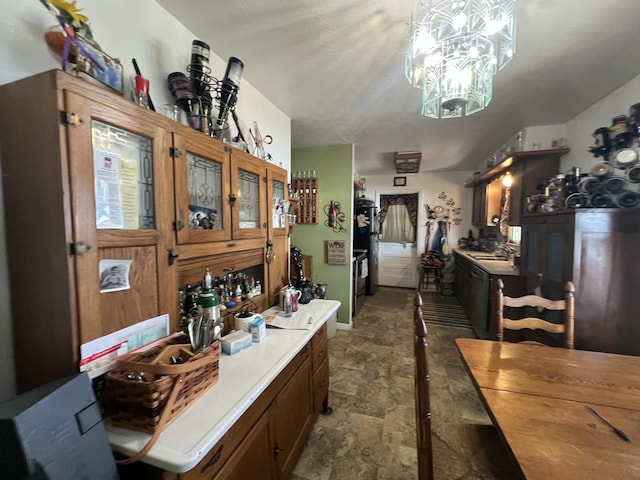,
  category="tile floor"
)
[292,286,519,480]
